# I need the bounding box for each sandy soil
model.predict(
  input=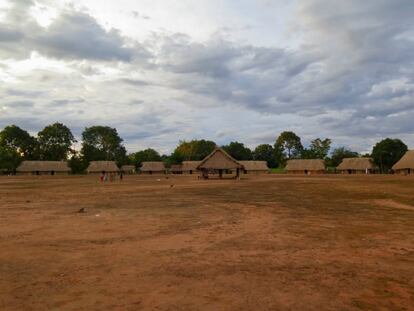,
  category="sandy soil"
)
[0,174,413,310]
